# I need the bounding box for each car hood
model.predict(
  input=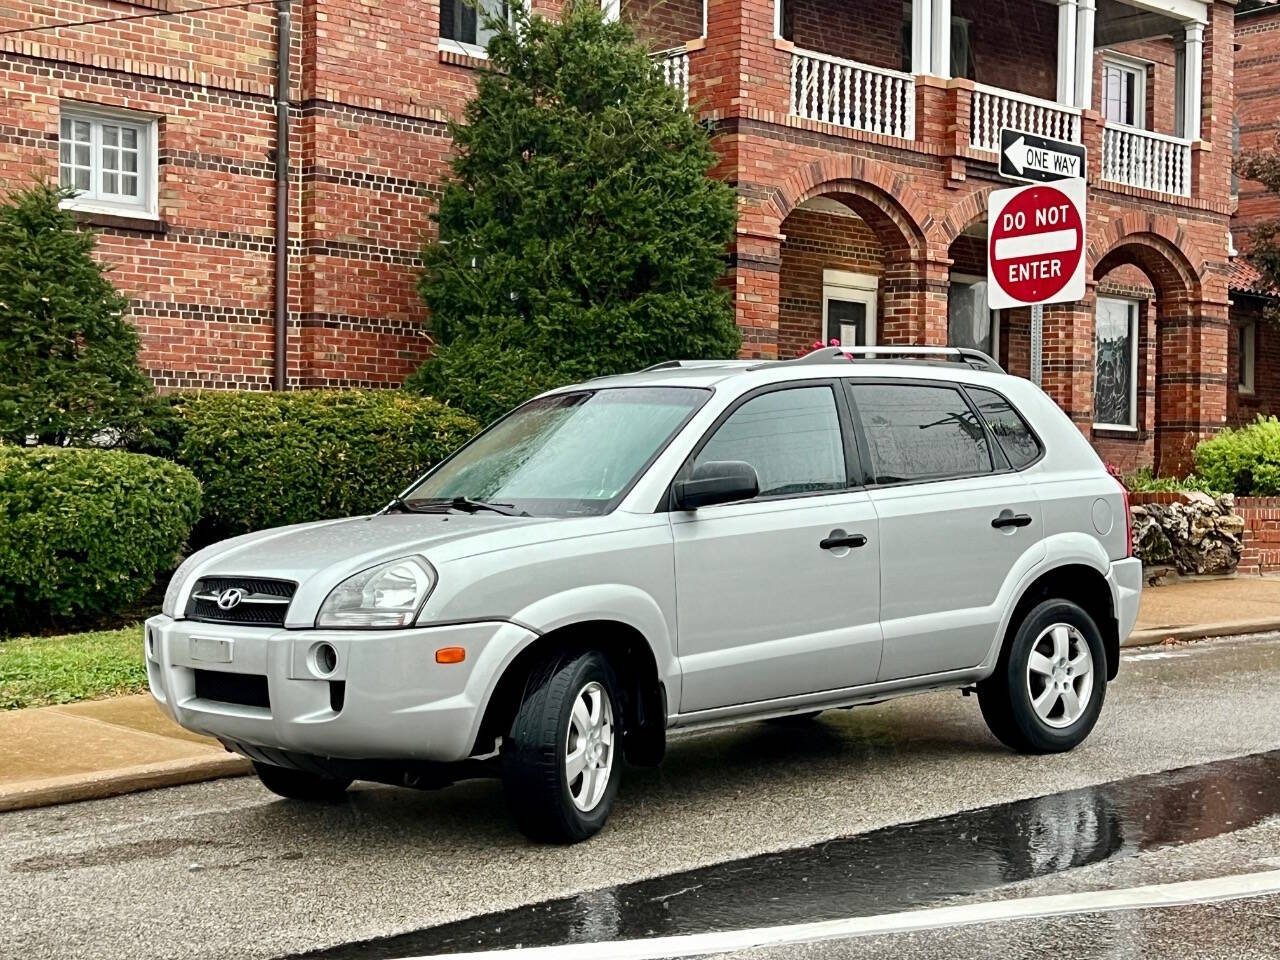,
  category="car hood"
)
[180,513,558,624]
